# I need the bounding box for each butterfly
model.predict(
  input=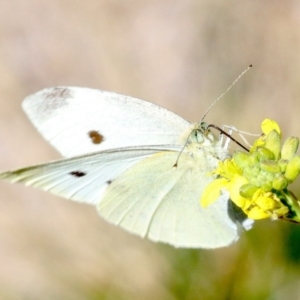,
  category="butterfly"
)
[0,87,251,248]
